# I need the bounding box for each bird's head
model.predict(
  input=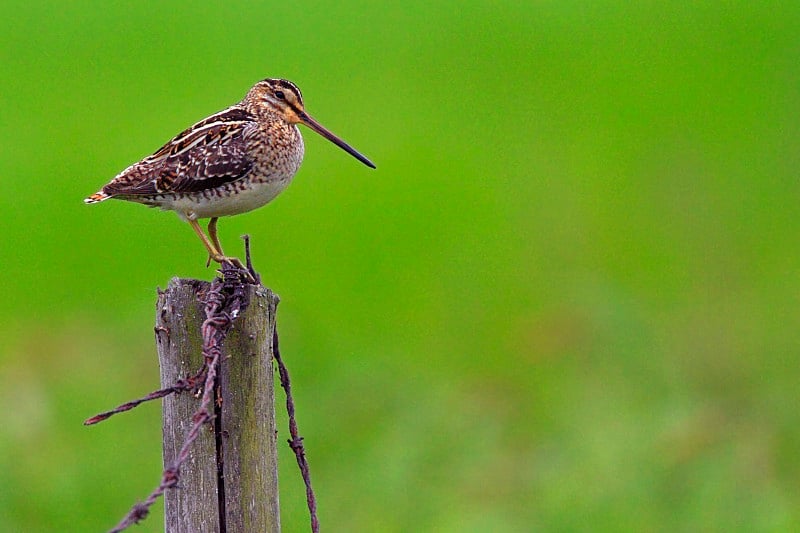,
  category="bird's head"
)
[248,78,305,123]
[247,78,375,169]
